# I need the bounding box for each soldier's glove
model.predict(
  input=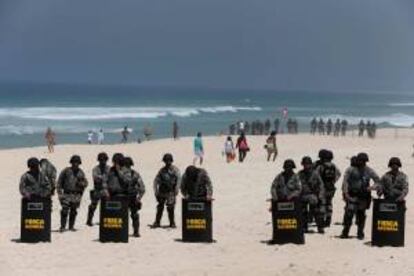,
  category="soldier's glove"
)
[24,193,31,199]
